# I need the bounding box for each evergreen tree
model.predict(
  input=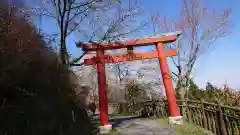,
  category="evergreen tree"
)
[205,82,217,101]
[187,79,204,100]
